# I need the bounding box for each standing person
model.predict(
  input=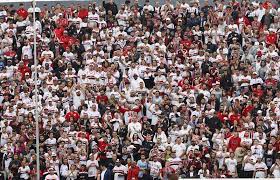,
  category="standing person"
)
[149,156,162,180]
[45,167,59,180]
[113,159,127,180]
[100,163,113,180]
[66,164,78,180]
[60,158,69,180]
[224,152,238,177]
[86,153,99,180]
[198,163,210,178]
[242,150,256,178]
[253,157,268,178]
[127,161,140,180]
[18,161,30,180]
[137,154,148,179]
[270,158,280,178]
